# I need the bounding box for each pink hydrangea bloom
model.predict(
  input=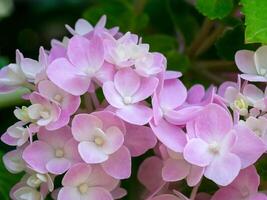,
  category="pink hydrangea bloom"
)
[47,35,109,95]
[71,111,131,179]
[184,104,265,186]
[103,68,158,125]
[37,80,81,116]
[23,126,81,174]
[211,166,267,200]
[65,15,119,37]
[1,121,30,146]
[235,46,267,82]
[160,145,204,187]
[14,92,69,131]
[58,163,118,200]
